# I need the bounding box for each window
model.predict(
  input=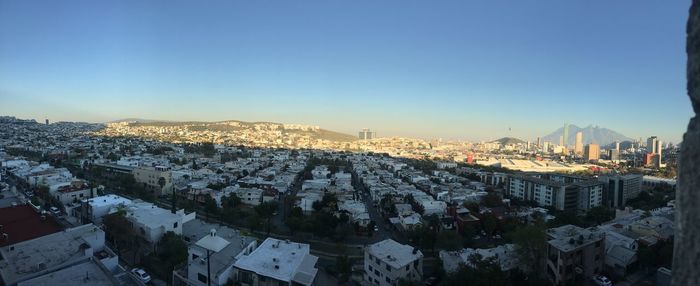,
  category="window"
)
[192,253,199,260]
[406,265,409,271]
[386,264,391,271]
[173,222,178,228]
[369,265,373,272]
[374,269,380,277]
[385,277,391,284]
[197,273,207,283]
